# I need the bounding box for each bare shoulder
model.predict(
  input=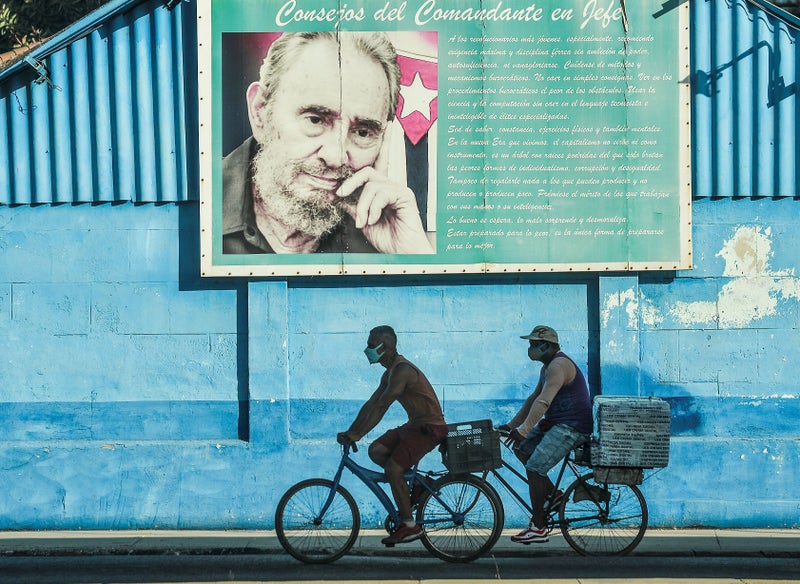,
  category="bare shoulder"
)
[548,354,576,380]
[390,360,418,381]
